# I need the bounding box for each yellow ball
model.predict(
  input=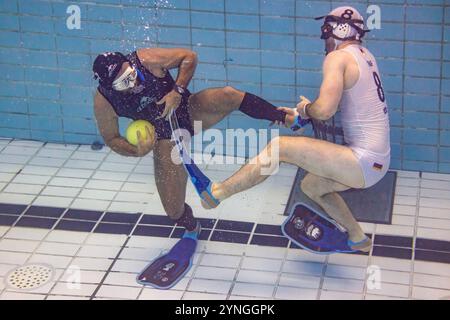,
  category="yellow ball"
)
[125,120,155,146]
